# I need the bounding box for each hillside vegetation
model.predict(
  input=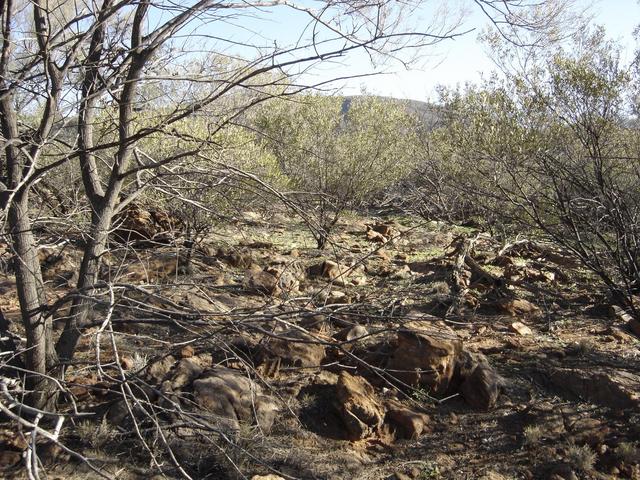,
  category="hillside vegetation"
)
[1,3,639,480]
